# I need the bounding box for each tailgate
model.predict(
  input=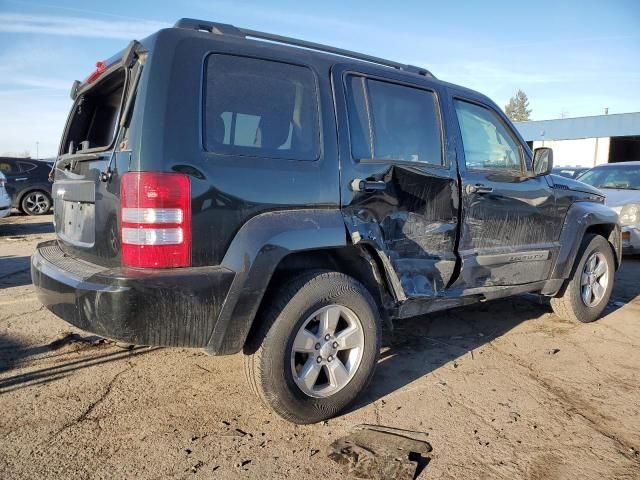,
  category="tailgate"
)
[53,153,127,267]
[53,41,146,267]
